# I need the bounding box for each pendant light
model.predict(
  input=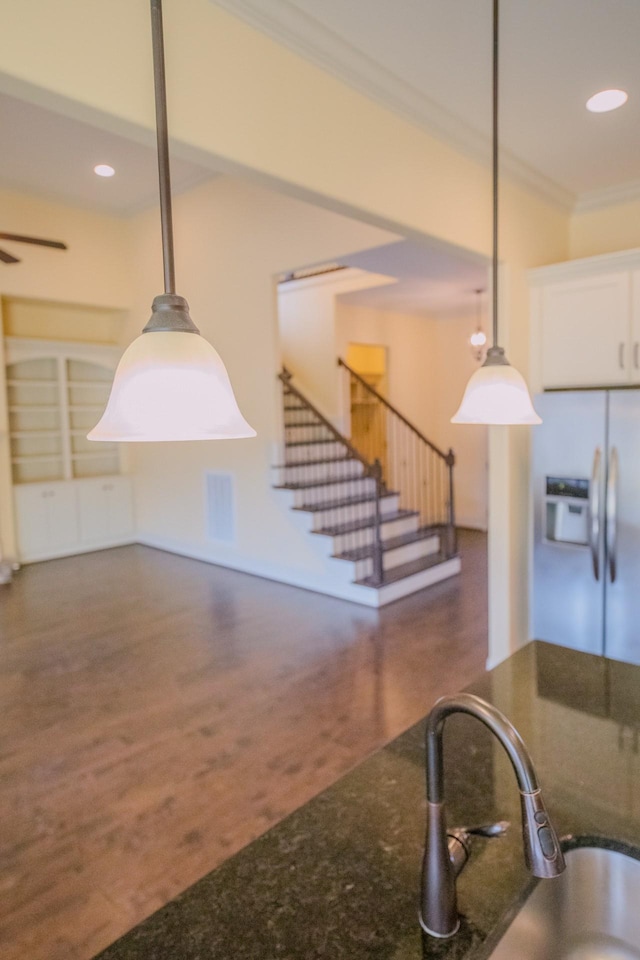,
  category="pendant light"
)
[88,0,255,442]
[469,287,487,361]
[451,0,541,426]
